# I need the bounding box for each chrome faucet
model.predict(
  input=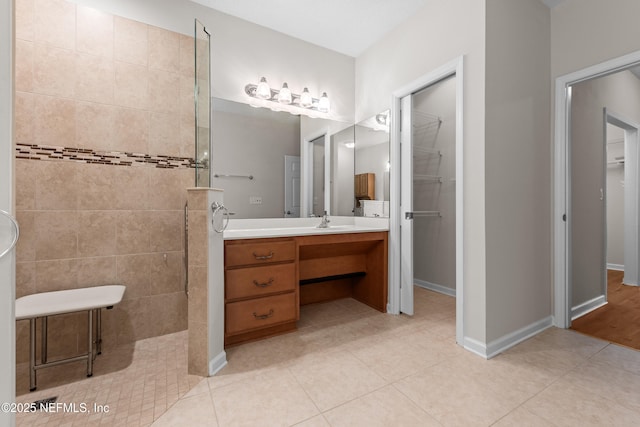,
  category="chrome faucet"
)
[317,212,330,228]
